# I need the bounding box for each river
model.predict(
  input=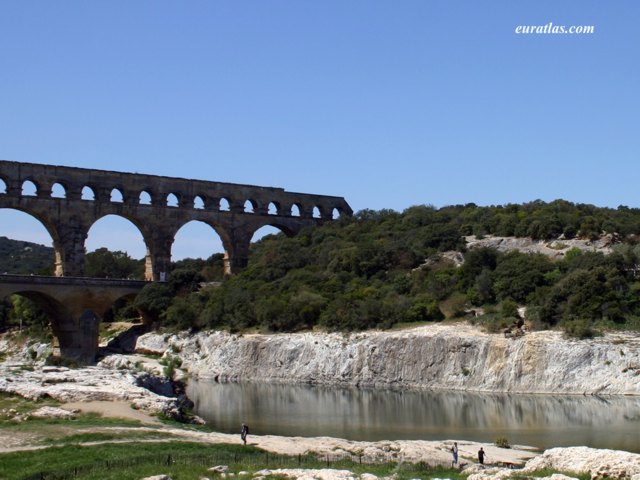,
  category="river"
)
[186,380,640,452]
